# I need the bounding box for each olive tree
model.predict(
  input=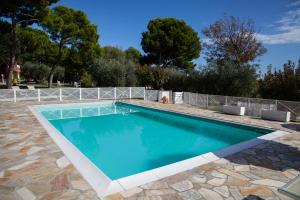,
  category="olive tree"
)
[200,16,266,96]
